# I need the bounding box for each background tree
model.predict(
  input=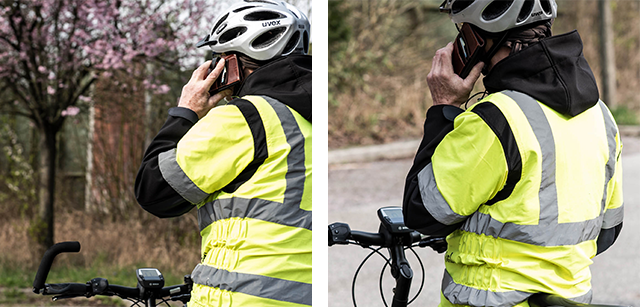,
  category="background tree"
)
[0,0,213,252]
